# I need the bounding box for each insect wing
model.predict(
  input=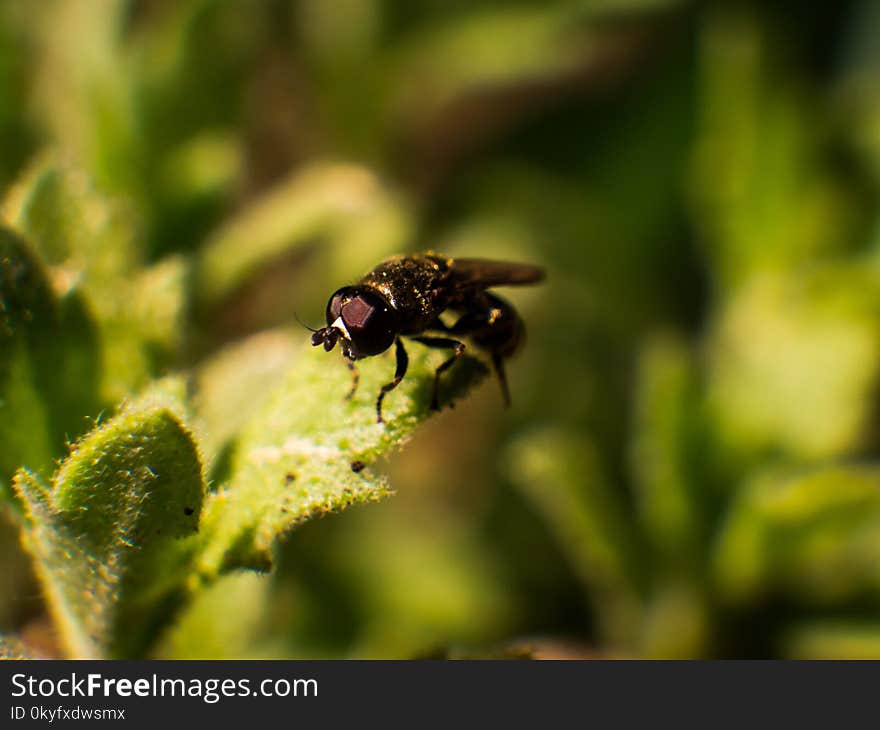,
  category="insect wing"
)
[447,258,545,290]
